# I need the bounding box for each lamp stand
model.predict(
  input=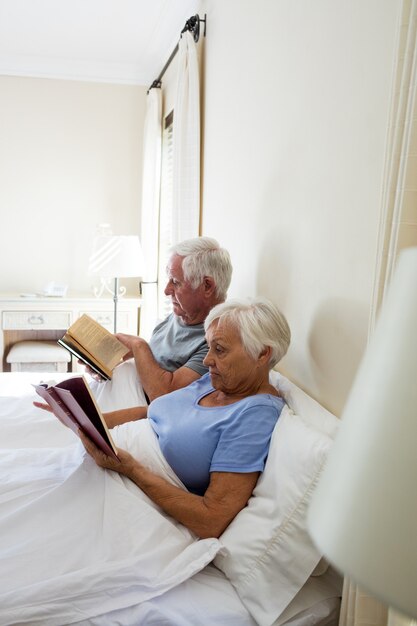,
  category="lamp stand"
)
[92,277,127,333]
[93,277,126,300]
[113,277,119,333]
